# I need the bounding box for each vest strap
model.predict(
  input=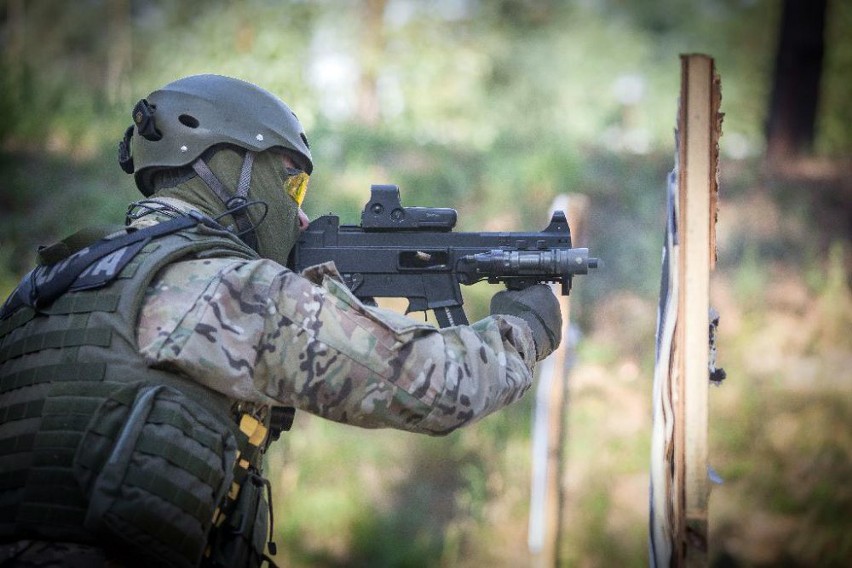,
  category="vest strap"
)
[49,294,121,315]
[124,467,210,524]
[0,328,112,363]
[0,362,106,394]
[0,307,36,338]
